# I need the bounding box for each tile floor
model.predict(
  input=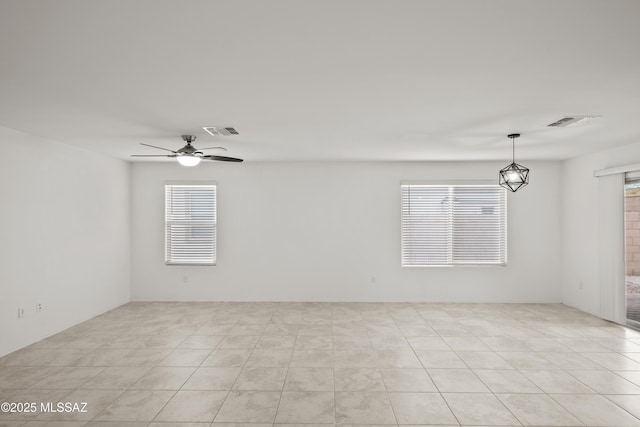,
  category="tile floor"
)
[1,302,640,426]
